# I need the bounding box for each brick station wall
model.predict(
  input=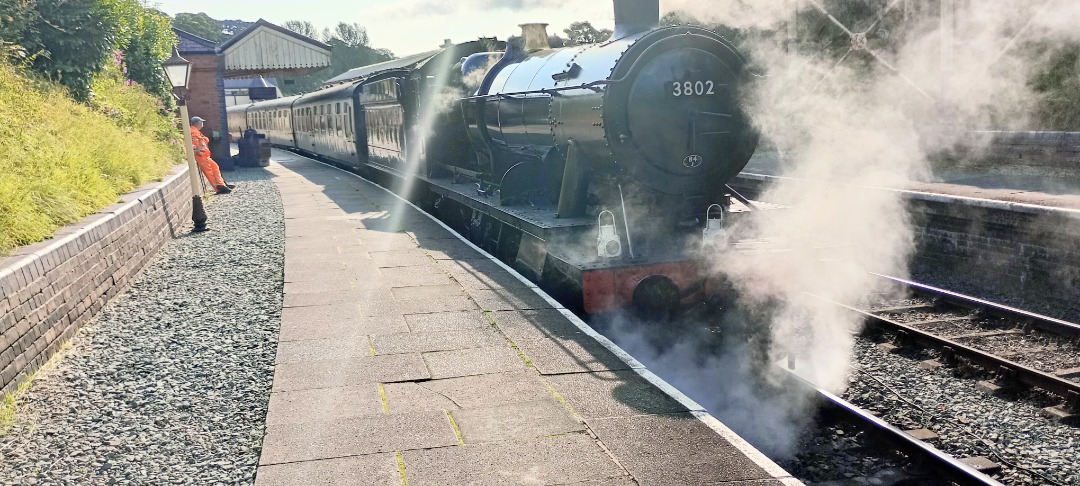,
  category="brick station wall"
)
[0,166,191,396]
[908,197,1080,308]
[185,52,230,162]
[959,131,1080,172]
[728,175,1080,310]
